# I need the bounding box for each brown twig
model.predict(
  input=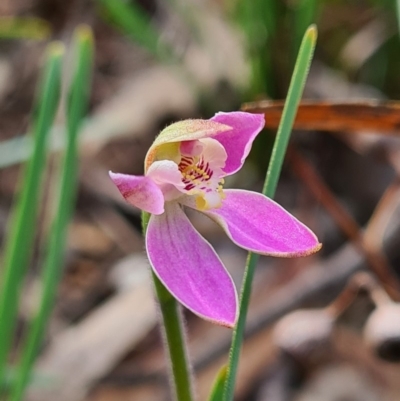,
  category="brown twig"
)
[243,100,400,134]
